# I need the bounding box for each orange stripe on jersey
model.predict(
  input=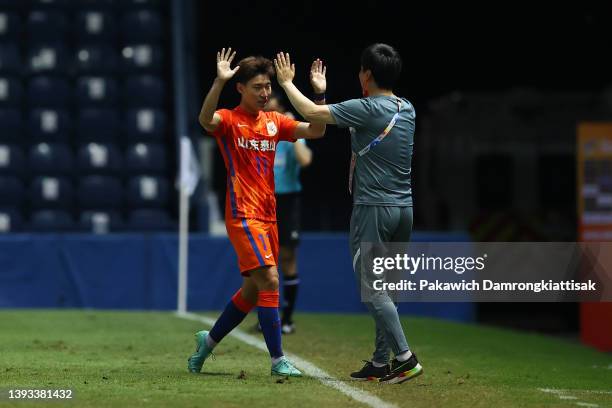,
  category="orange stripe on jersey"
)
[212,106,299,222]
